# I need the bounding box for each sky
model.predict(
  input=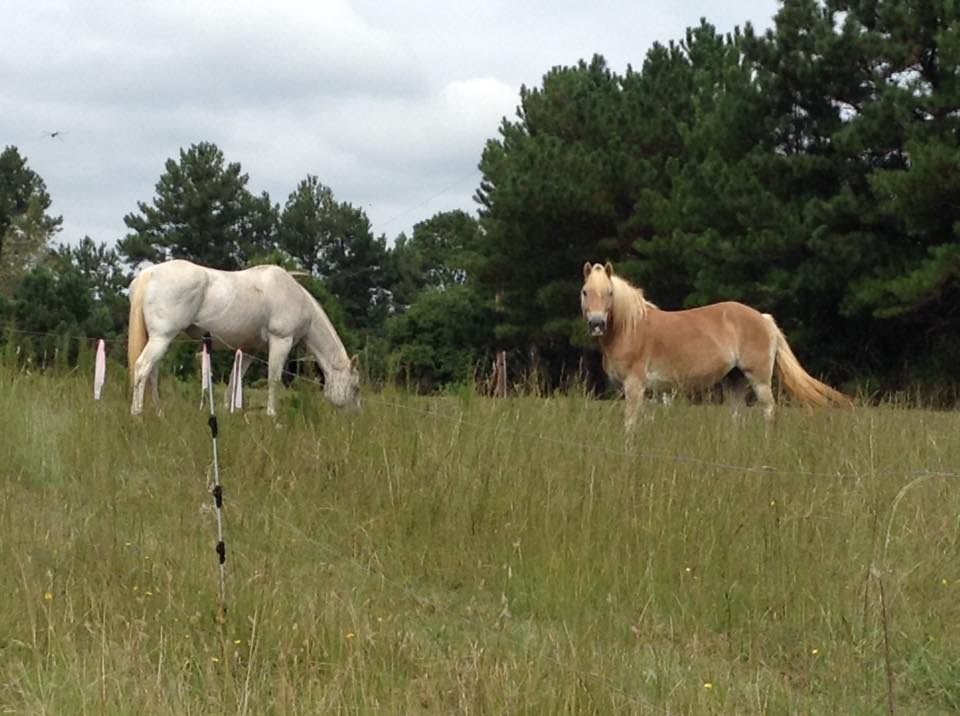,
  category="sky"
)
[1,0,779,249]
